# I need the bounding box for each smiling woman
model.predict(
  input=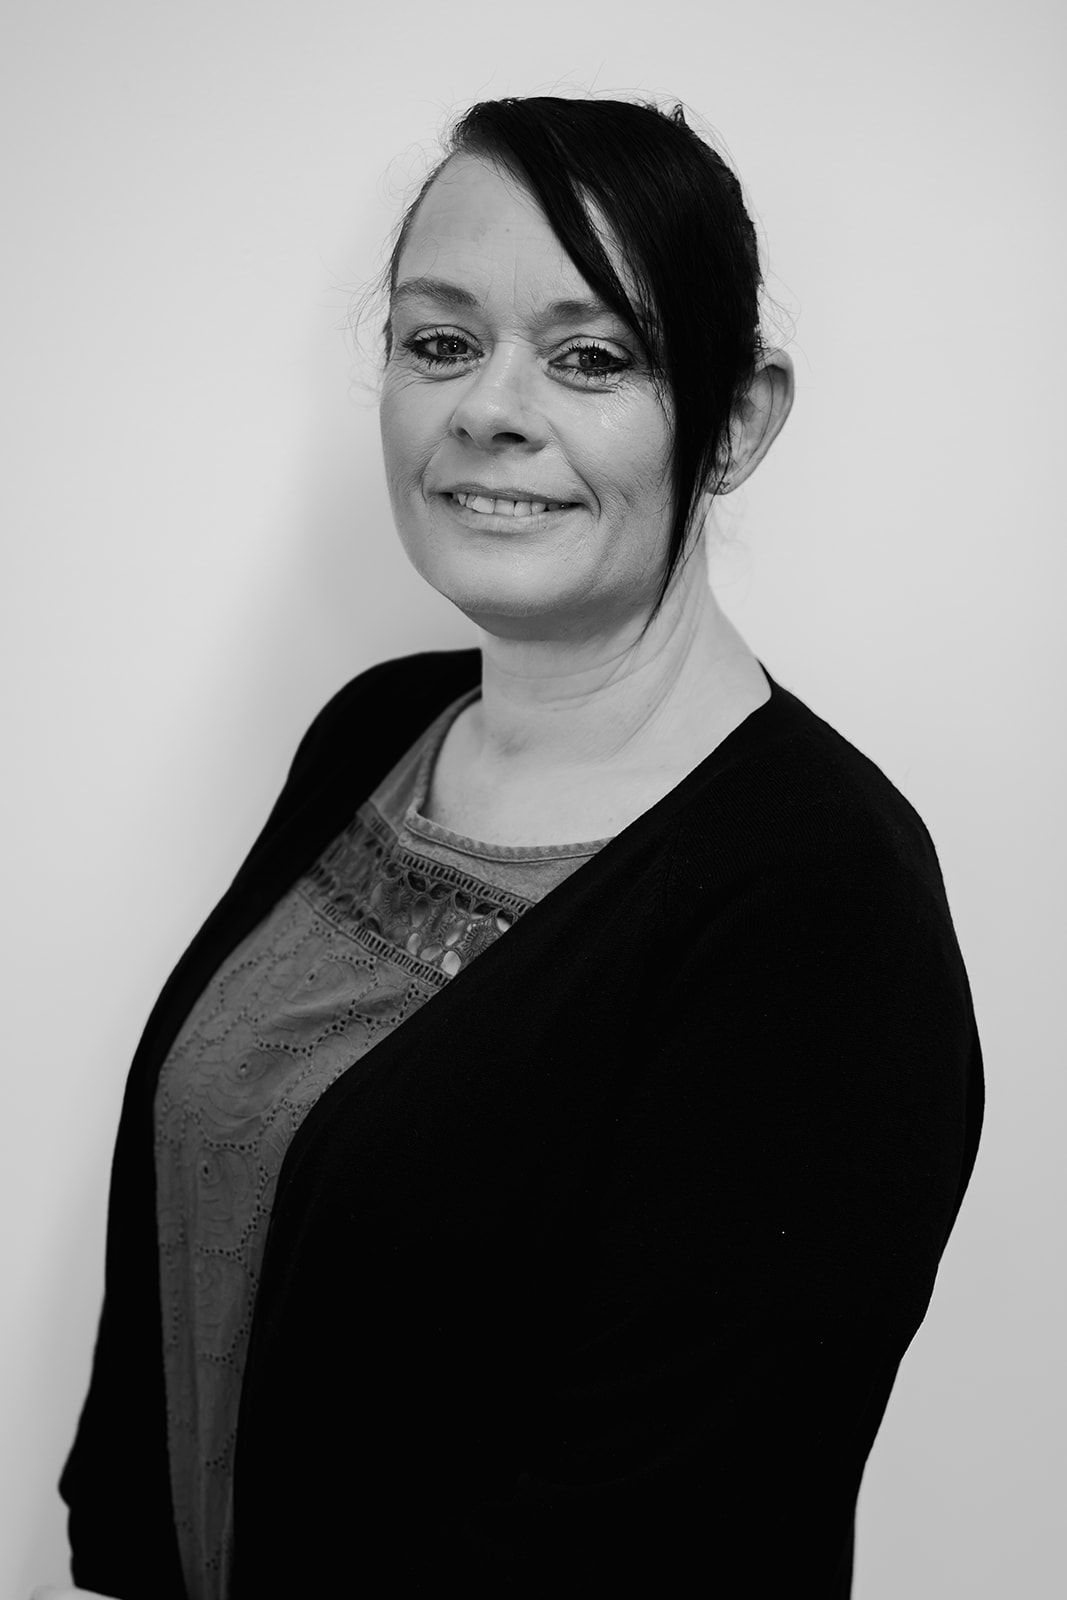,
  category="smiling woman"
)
[55,95,983,1600]
[380,156,679,640]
